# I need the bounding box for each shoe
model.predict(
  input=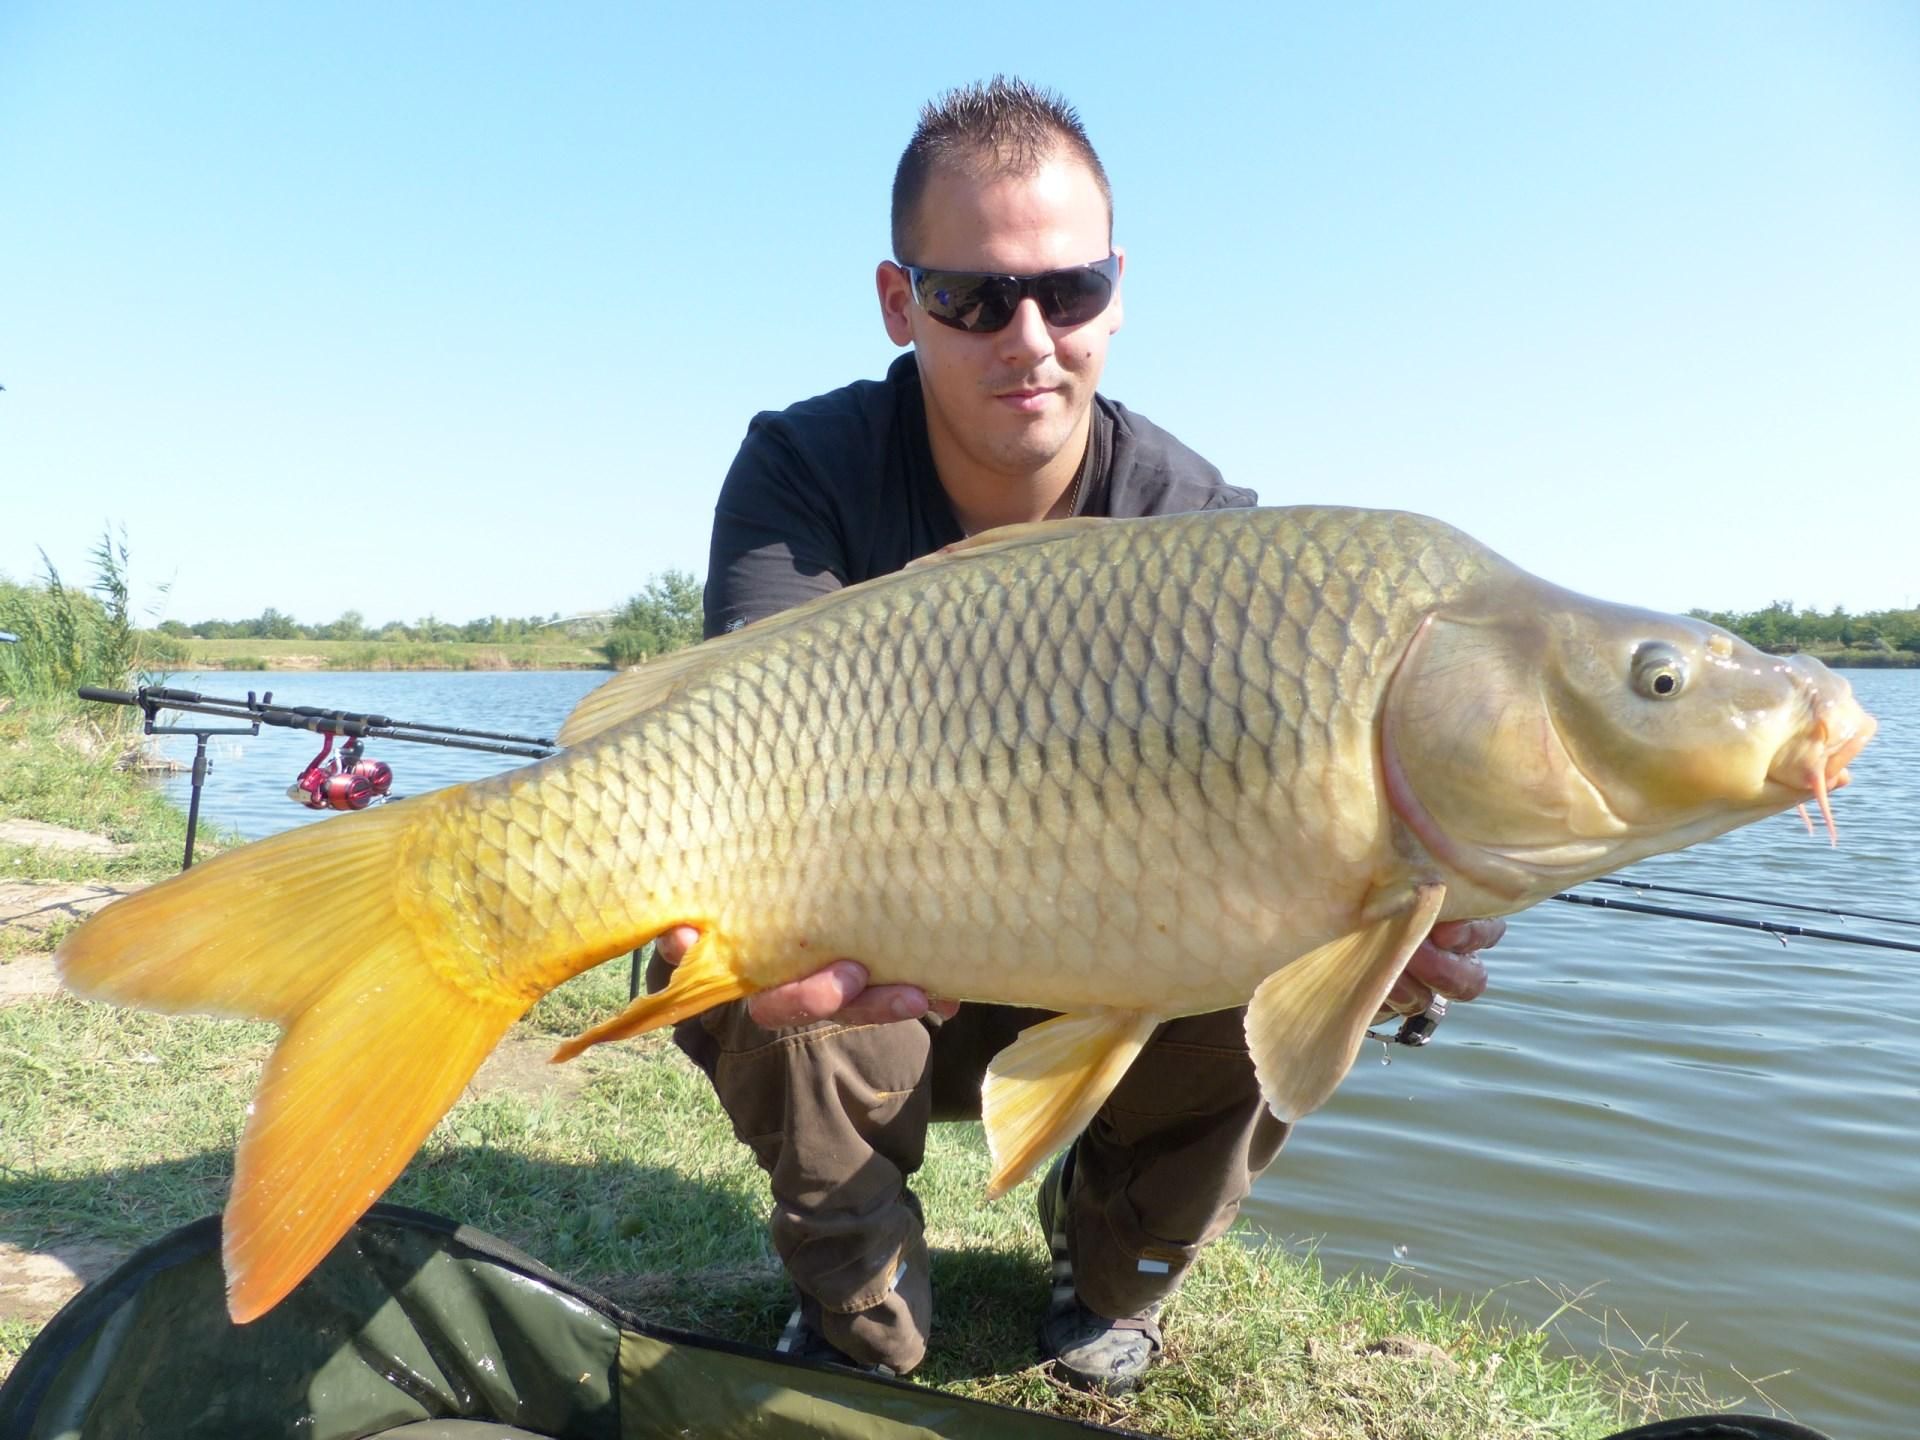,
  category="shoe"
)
[1034,1147,1165,1395]
[772,1234,927,1378]
[774,1297,899,1378]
